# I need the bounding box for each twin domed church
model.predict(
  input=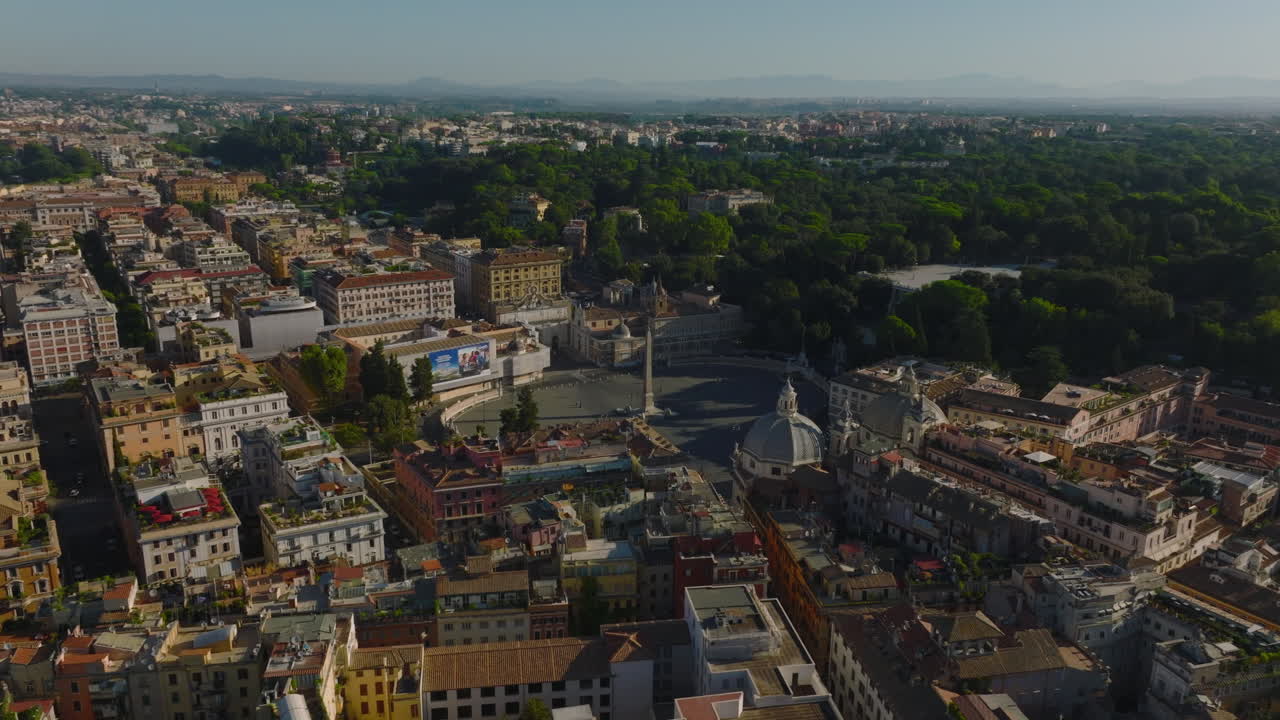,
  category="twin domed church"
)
[731,366,945,504]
